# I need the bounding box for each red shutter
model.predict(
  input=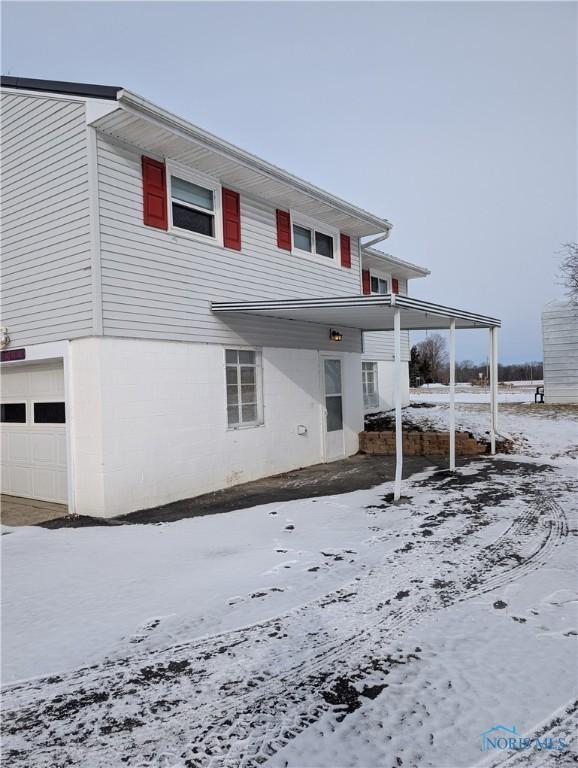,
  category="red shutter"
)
[392,278,399,294]
[222,188,241,250]
[362,269,371,295]
[276,209,291,250]
[141,156,168,230]
[340,233,351,268]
